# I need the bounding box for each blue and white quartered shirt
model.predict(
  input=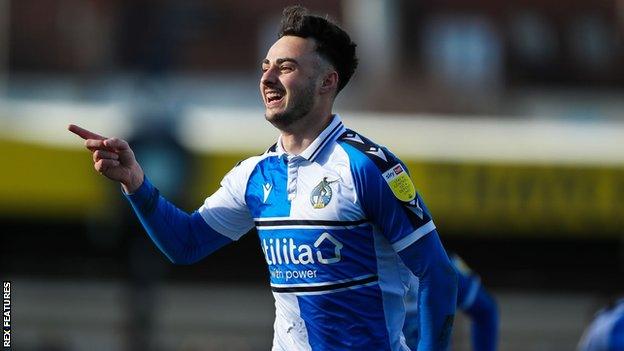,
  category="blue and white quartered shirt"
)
[125,114,456,351]
[198,114,437,350]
